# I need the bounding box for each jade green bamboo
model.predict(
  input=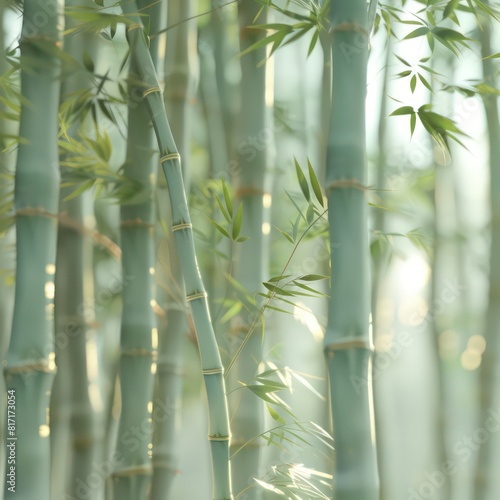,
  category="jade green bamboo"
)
[151,2,192,496]
[427,52,454,500]
[51,6,103,497]
[163,0,197,191]
[210,0,240,164]
[474,15,500,499]
[3,1,62,499]
[324,1,379,498]
[371,34,391,500]
[120,2,232,498]
[227,2,273,497]
[198,27,231,314]
[112,0,162,496]
[151,239,185,498]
